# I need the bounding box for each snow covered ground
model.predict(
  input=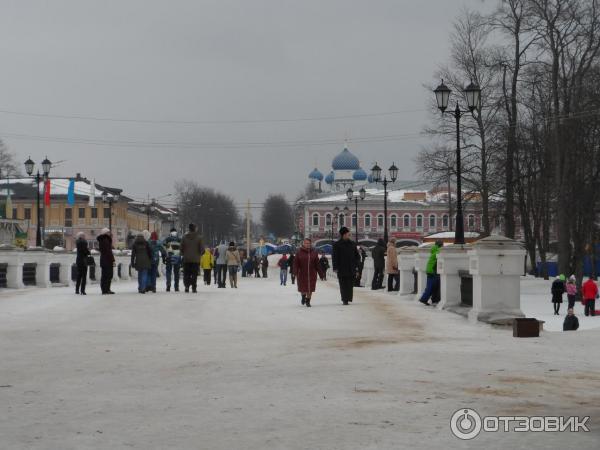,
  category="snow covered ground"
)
[0,269,599,449]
